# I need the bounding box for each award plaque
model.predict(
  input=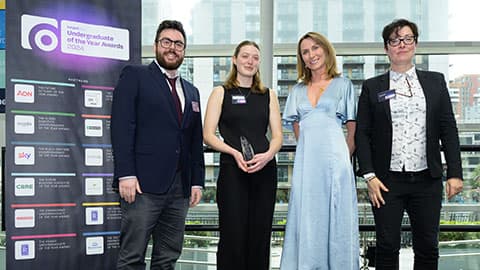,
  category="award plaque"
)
[240,136,254,161]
